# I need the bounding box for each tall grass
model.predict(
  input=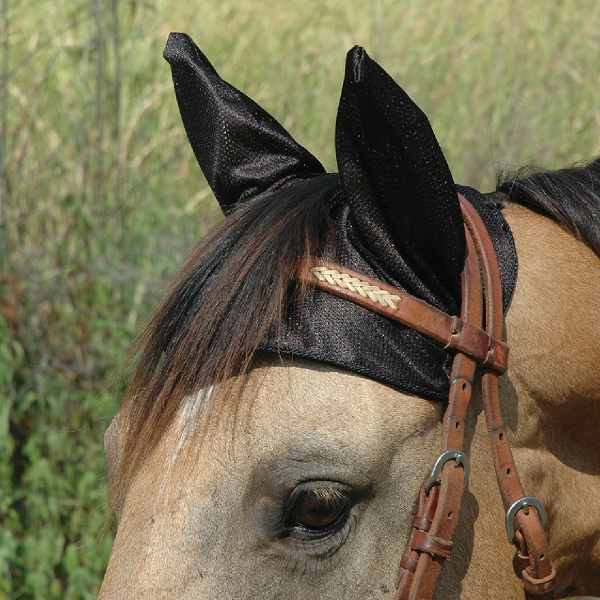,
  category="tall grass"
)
[1,0,598,597]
